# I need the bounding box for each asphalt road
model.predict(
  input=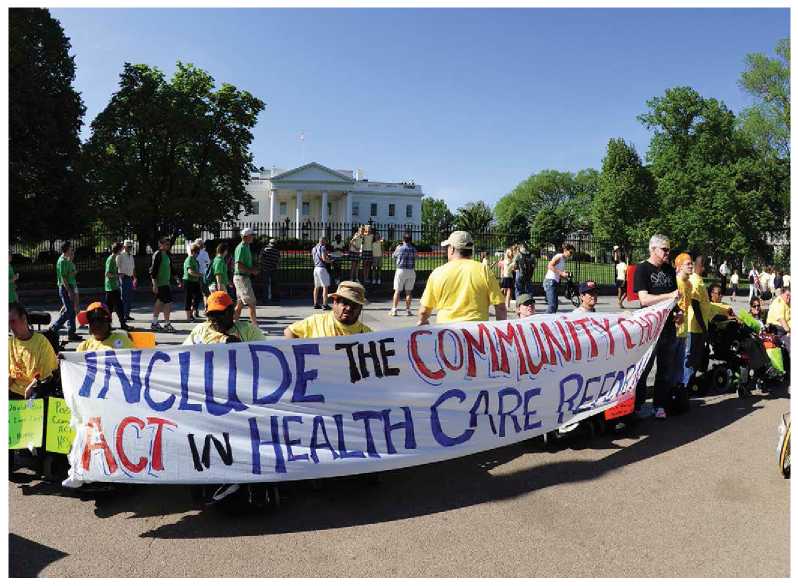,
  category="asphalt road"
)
[9,294,791,577]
